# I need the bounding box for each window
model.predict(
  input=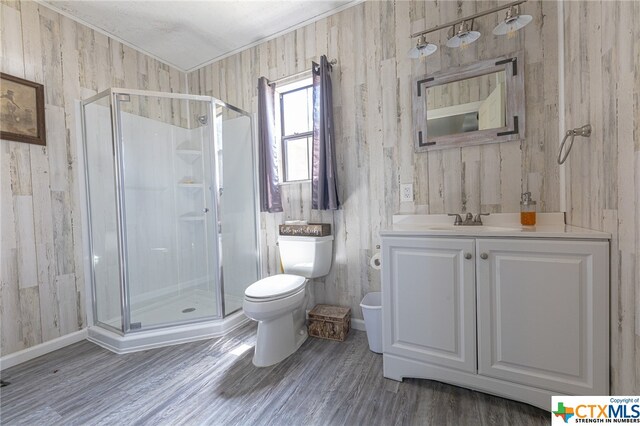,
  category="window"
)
[278,79,313,183]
